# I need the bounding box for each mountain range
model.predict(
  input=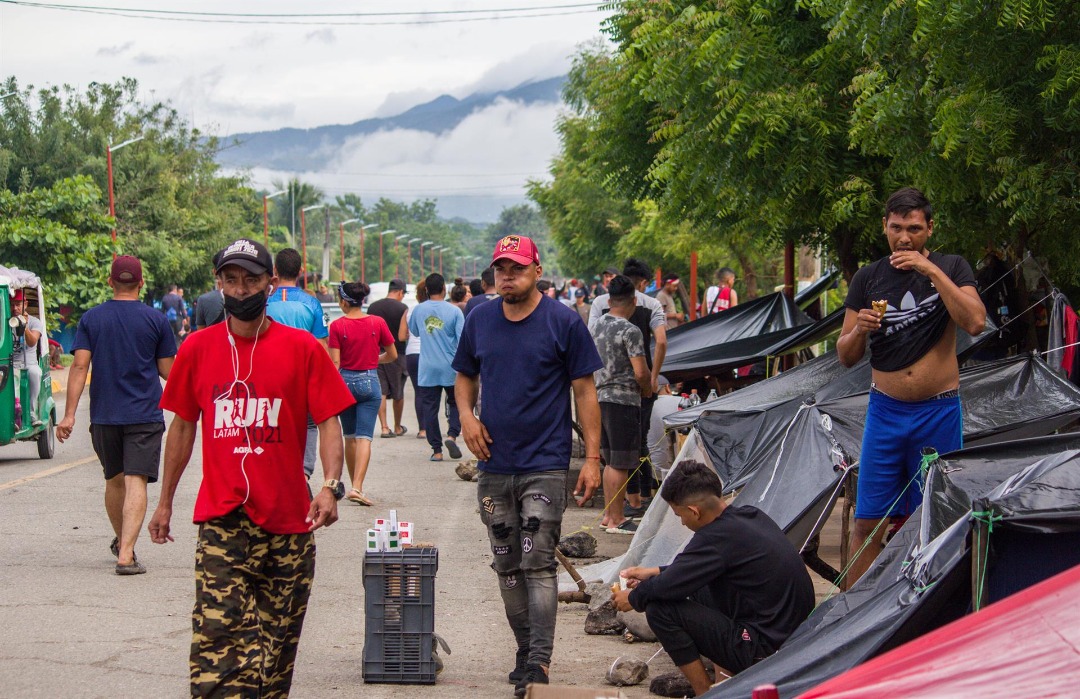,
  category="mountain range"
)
[214,75,566,174]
